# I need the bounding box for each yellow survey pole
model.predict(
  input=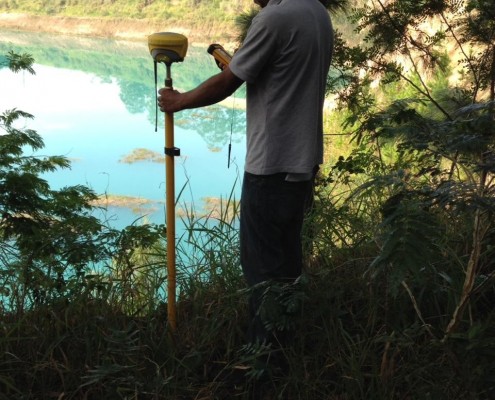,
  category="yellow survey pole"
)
[148,32,188,332]
[164,63,177,331]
